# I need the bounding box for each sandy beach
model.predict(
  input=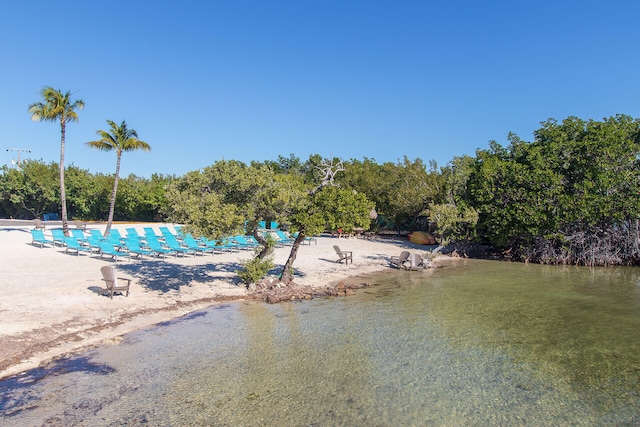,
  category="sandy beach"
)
[0,221,440,380]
